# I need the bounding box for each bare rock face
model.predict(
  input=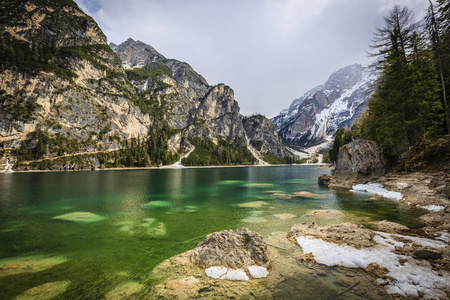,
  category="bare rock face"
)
[242,114,291,159]
[188,227,270,268]
[336,139,387,176]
